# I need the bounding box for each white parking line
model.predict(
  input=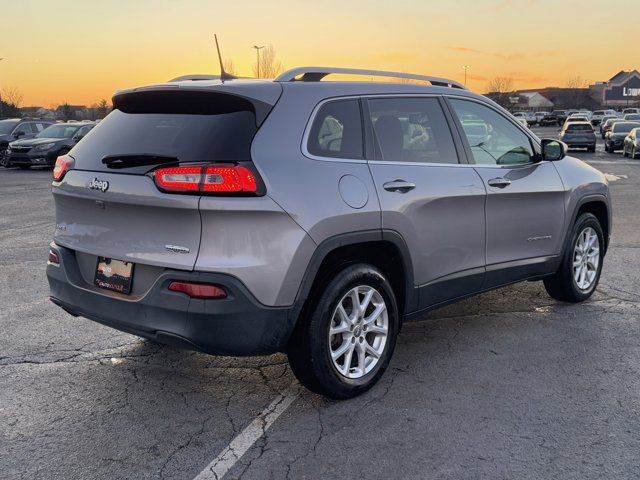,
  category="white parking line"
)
[193,382,301,480]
